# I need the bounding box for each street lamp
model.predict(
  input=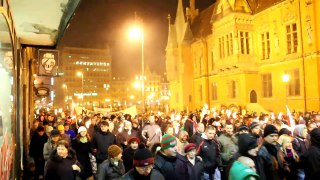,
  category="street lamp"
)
[77,71,84,107]
[129,22,145,112]
[282,74,290,106]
